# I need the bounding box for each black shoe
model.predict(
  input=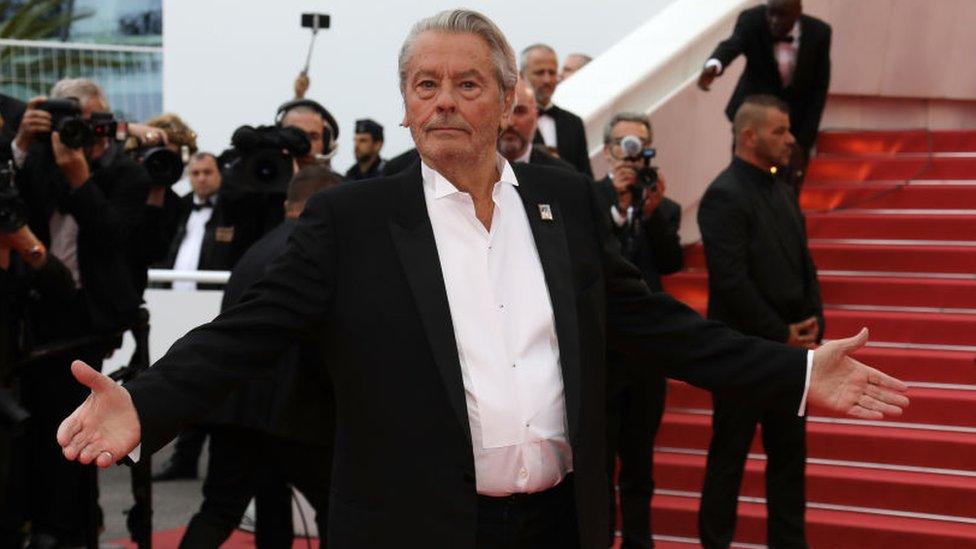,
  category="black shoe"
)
[151,460,197,481]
